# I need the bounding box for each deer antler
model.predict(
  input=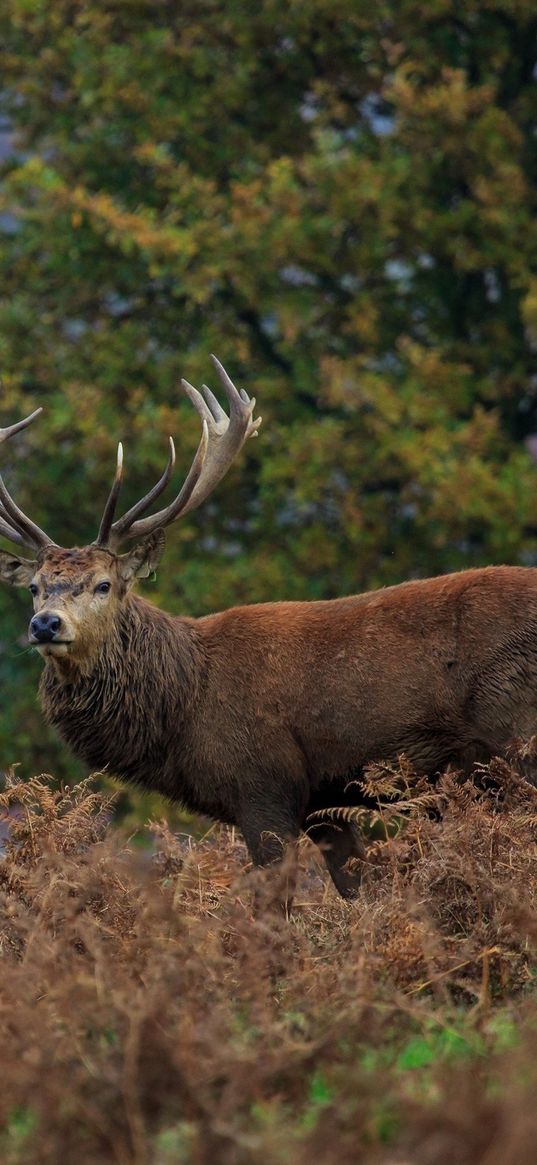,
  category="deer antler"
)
[96,356,261,549]
[0,408,54,552]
